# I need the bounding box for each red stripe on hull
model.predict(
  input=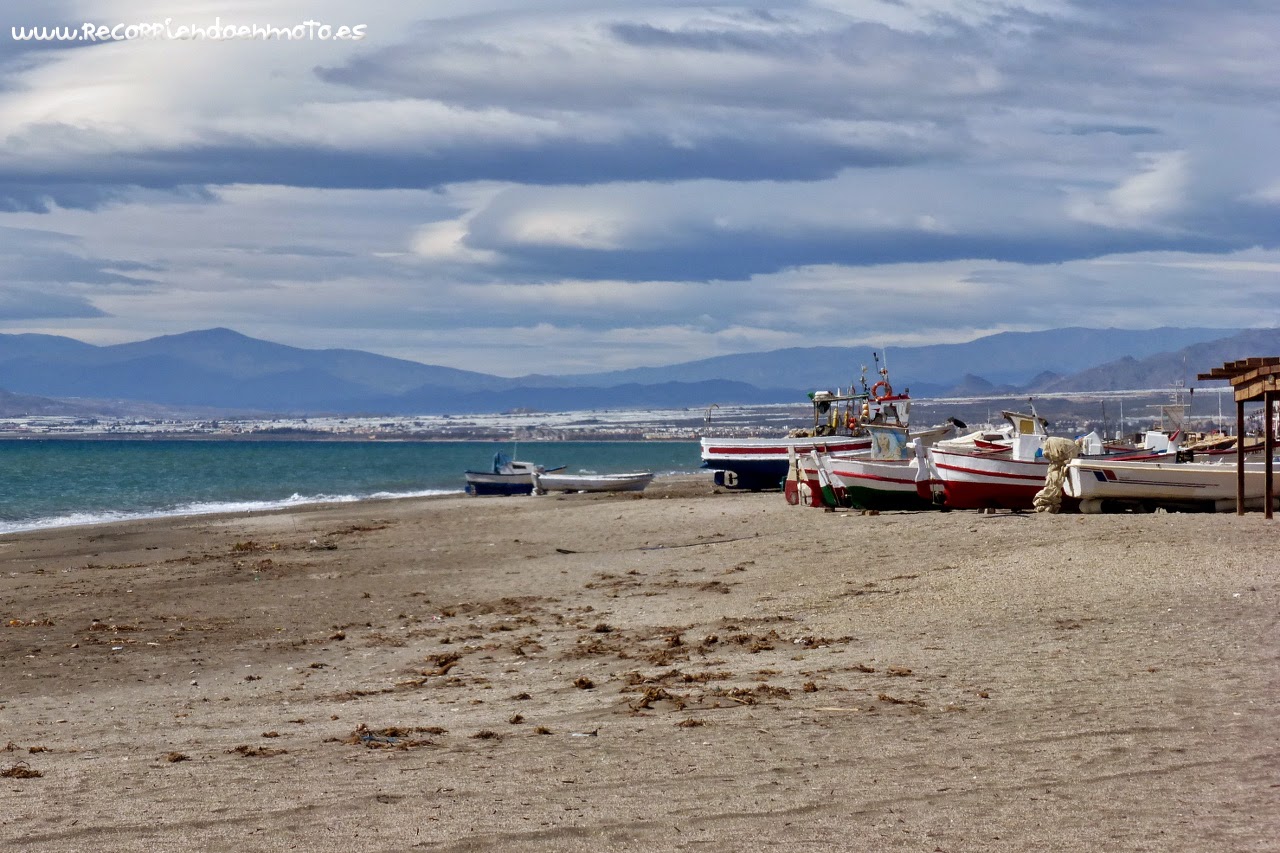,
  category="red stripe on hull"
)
[704,441,869,457]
